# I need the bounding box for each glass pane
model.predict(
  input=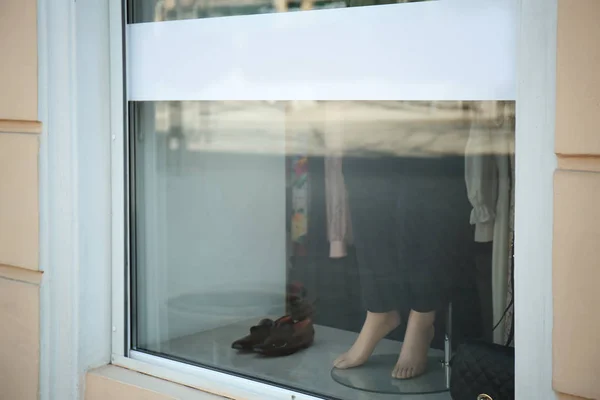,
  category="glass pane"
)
[130,0,432,23]
[132,100,516,399]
